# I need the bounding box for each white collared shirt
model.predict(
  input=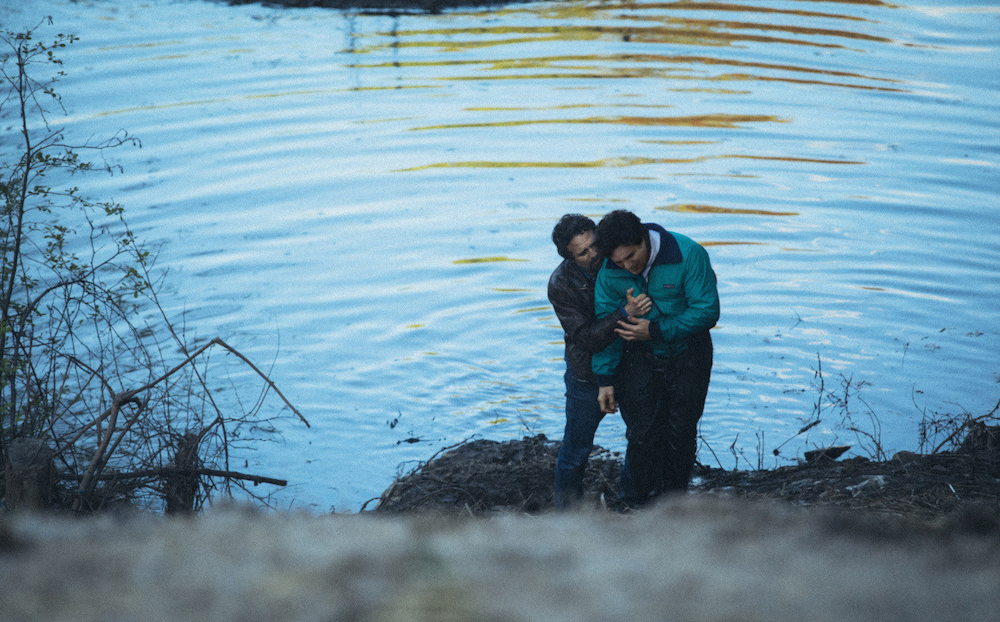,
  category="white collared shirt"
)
[642,229,660,281]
